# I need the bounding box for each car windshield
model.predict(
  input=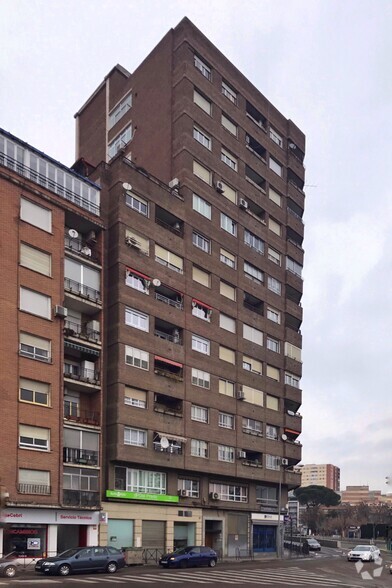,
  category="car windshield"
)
[172,547,193,555]
[308,540,318,544]
[57,548,80,558]
[354,546,370,551]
